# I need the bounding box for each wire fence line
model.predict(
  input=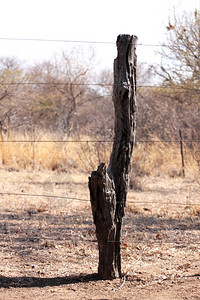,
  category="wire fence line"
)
[0,81,200,91]
[33,237,200,246]
[0,39,199,258]
[0,134,199,207]
[2,235,200,247]
[0,138,199,143]
[0,191,89,202]
[0,191,199,207]
[0,36,171,47]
